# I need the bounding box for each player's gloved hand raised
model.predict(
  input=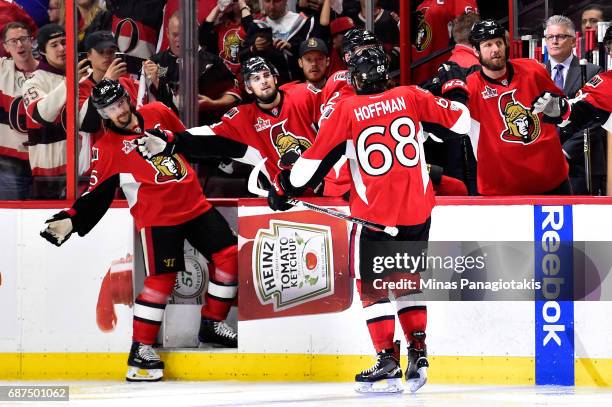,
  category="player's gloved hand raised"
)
[135,128,176,159]
[40,211,74,246]
[438,61,469,105]
[531,92,568,123]
[267,171,294,211]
